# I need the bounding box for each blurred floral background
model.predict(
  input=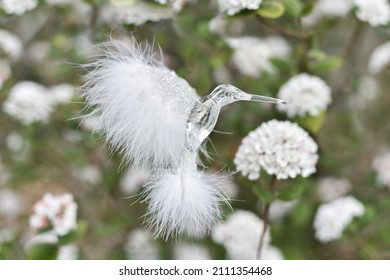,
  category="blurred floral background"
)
[0,0,390,260]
